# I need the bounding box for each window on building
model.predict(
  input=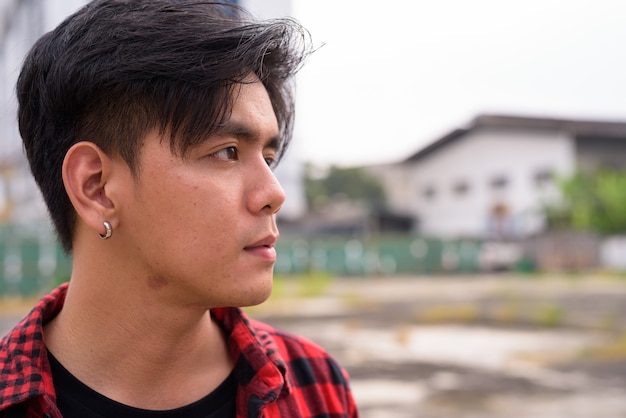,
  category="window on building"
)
[534,169,553,188]
[422,186,436,199]
[452,181,470,196]
[490,175,508,189]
